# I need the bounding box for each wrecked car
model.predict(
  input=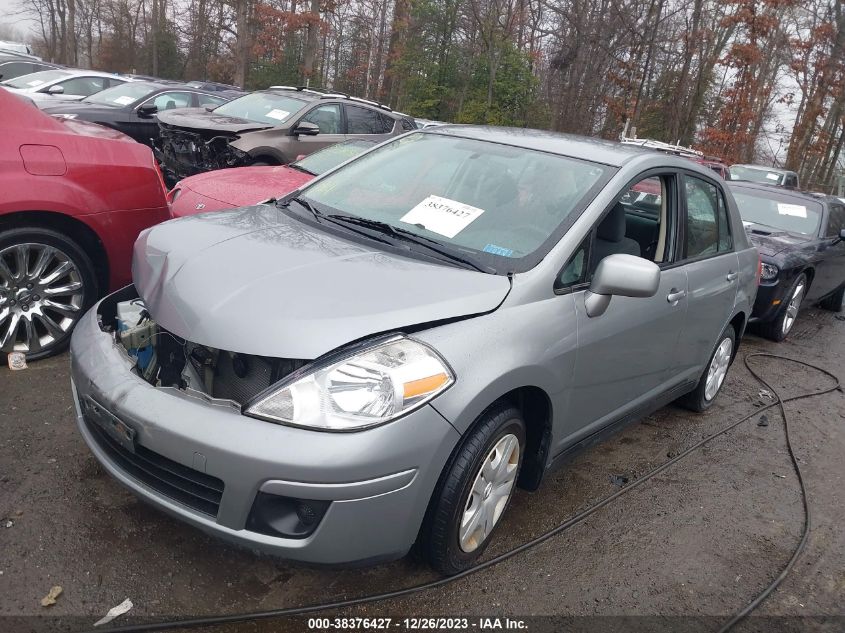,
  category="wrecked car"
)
[168,139,375,218]
[730,182,845,340]
[70,127,758,573]
[155,86,415,182]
